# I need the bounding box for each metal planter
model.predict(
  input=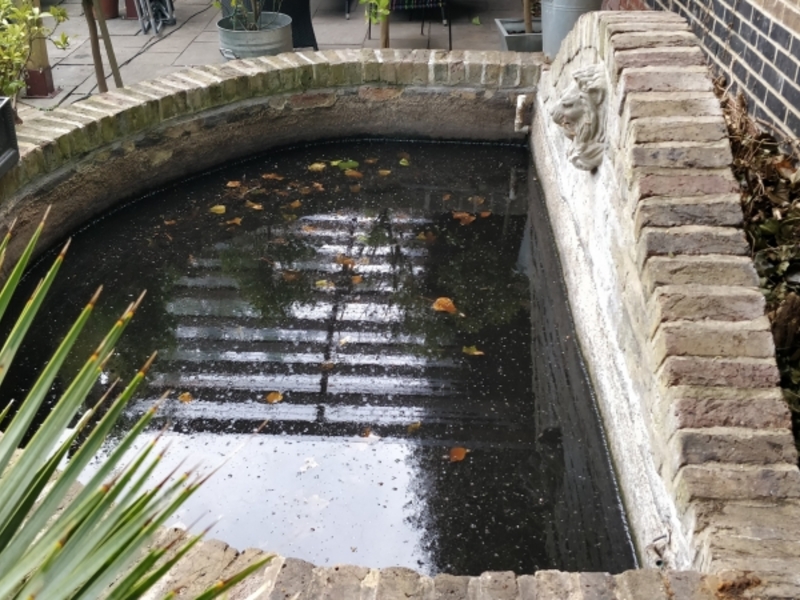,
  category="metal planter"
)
[496,18,543,53]
[217,12,293,60]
